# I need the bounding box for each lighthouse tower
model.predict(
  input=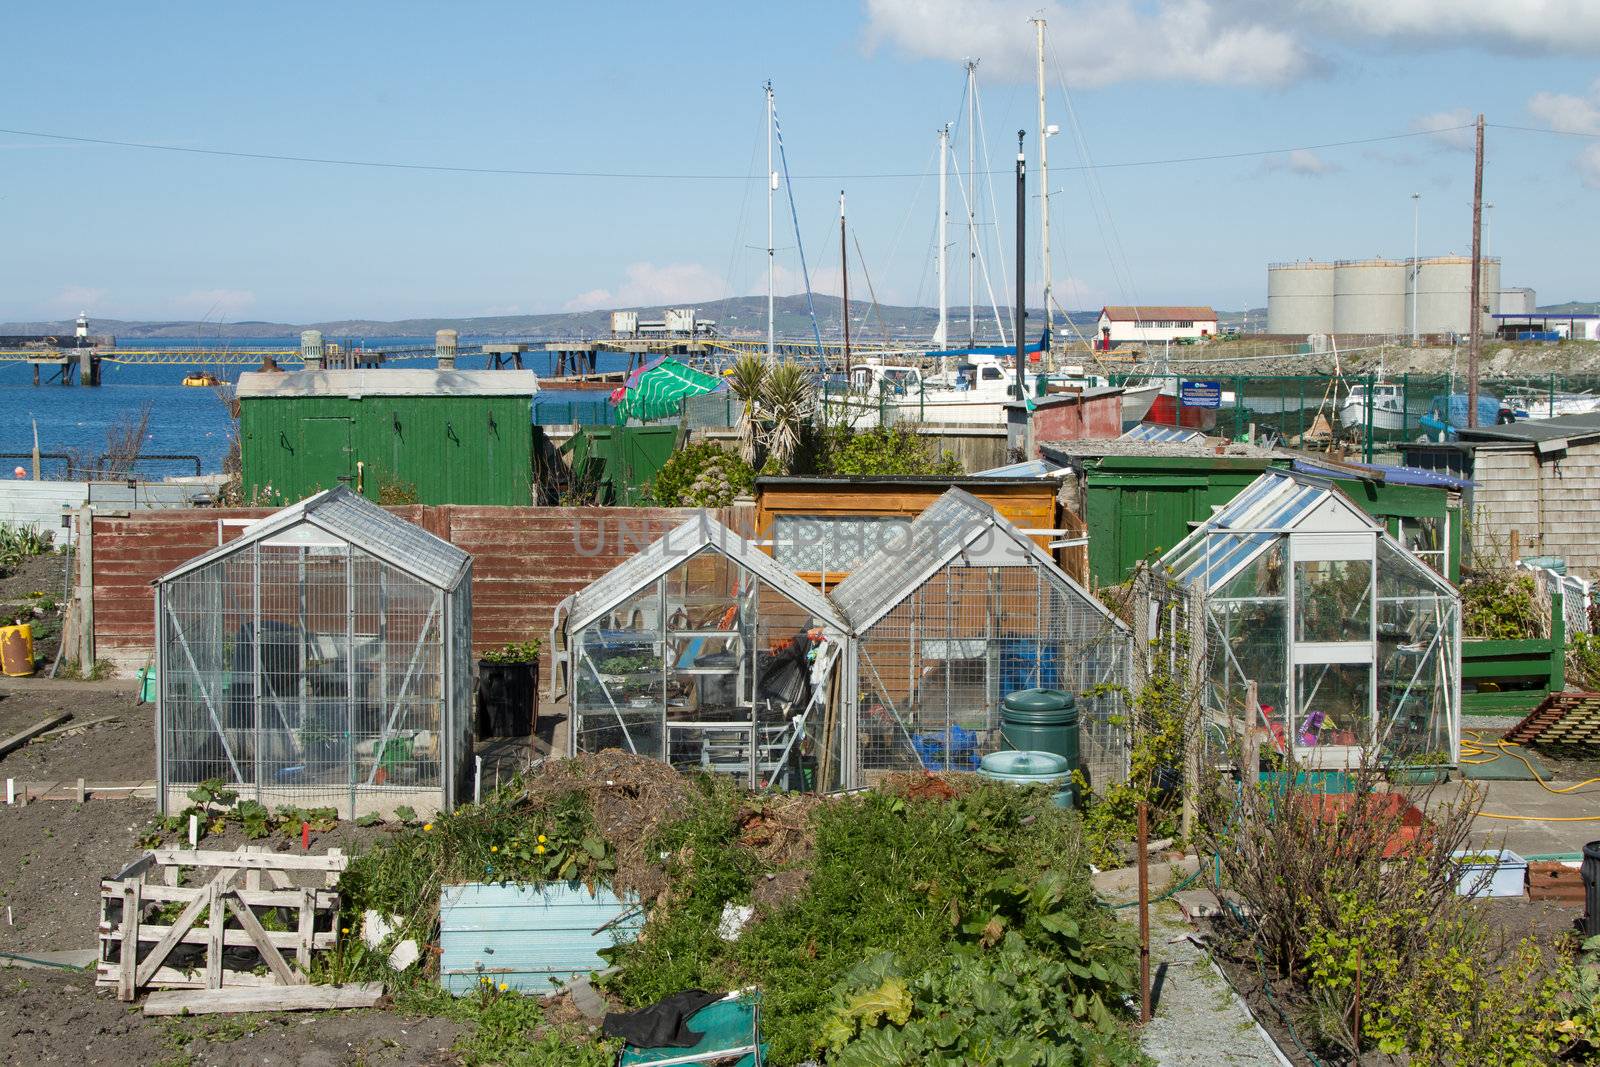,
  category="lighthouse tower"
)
[74,312,89,340]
